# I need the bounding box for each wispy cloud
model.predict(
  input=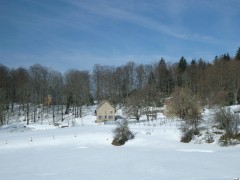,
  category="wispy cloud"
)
[4,0,235,47]
[1,0,239,71]
[65,0,223,45]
